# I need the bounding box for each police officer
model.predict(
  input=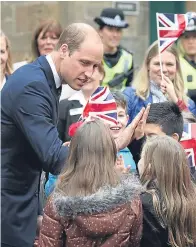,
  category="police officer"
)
[178,13,196,103]
[94,8,134,91]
